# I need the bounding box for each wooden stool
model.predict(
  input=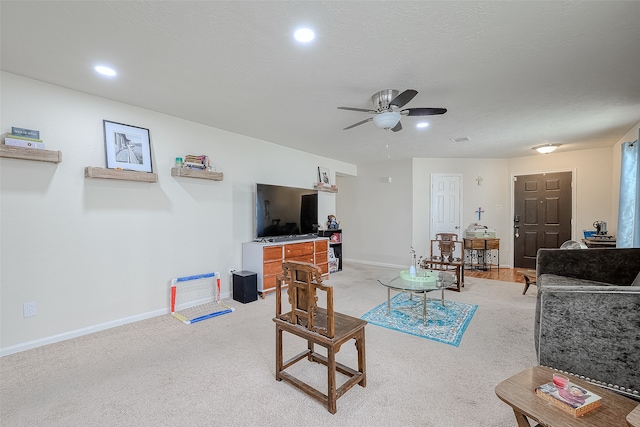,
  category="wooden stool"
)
[520,270,537,295]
